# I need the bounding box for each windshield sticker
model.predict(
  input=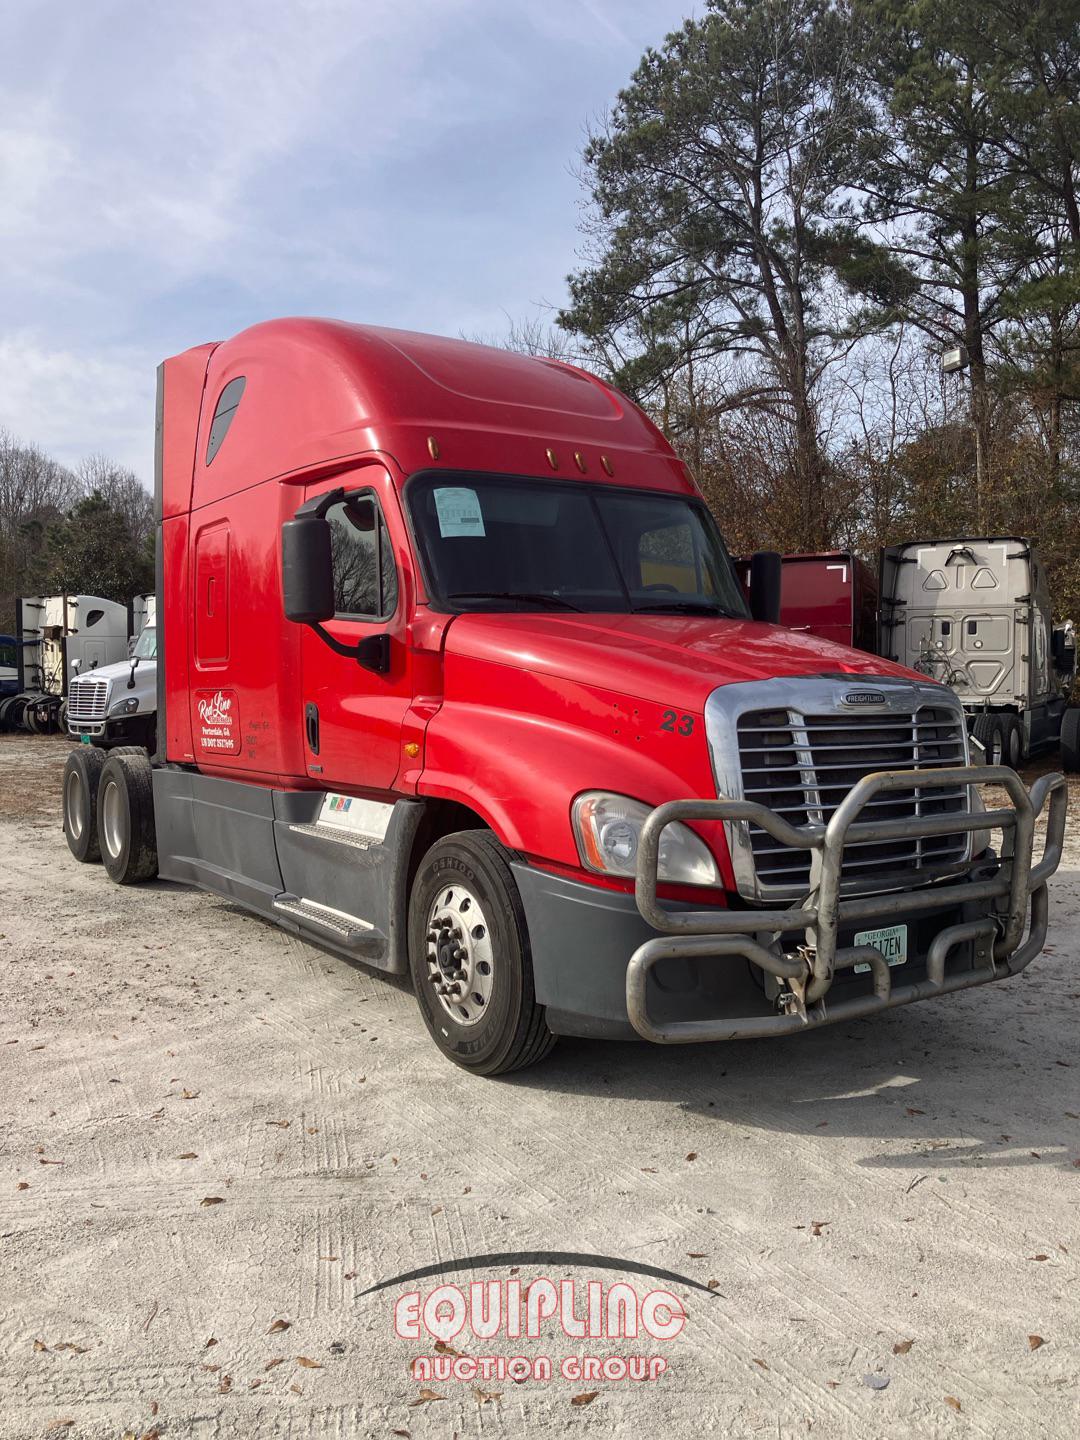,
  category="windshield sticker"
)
[434,487,485,539]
